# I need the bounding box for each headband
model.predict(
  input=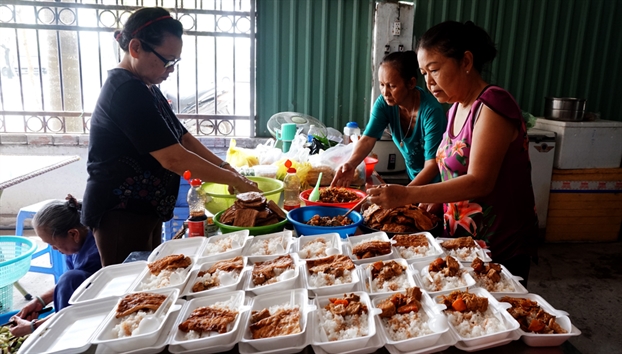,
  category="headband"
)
[131,15,172,36]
